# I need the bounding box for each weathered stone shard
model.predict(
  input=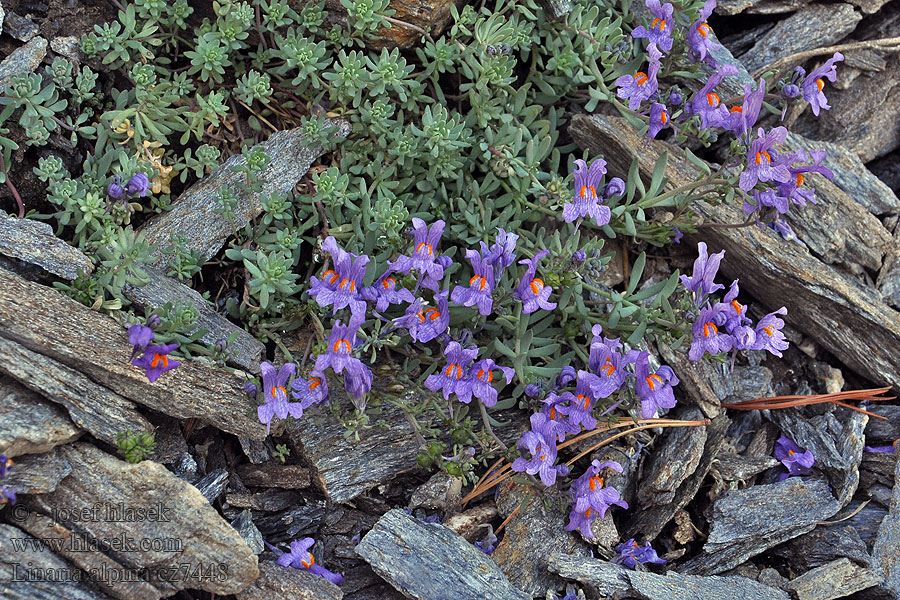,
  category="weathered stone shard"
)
[0,211,94,280]
[786,558,883,600]
[778,524,872,571]
[139,120,350,269]
[738,3,861,73]
[873,457,900,598]
[0,376,81,457]
[680,476,842,575]
[625,414,729,541]
[0,337,152,445]
[356,509,530,600]
[878,226,900,310]
[568,112,900,391]
[0,268,267,439]
[716,0,810,15]
[3,11,38,42]
[0,523,116,600]
[491,483,591,597]
[123,268,264,373]
[288,401,425,503]
[767,408,867,505]
[548,554,791,600]
[20,443,259,596]
[235,560,342,600]
[3,448,72,495]
[0,36,47,92]
[638,407,707,506]
[237,463,312,489]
